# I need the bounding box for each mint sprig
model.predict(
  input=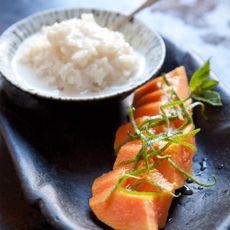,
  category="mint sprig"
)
[189,60,222,106]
